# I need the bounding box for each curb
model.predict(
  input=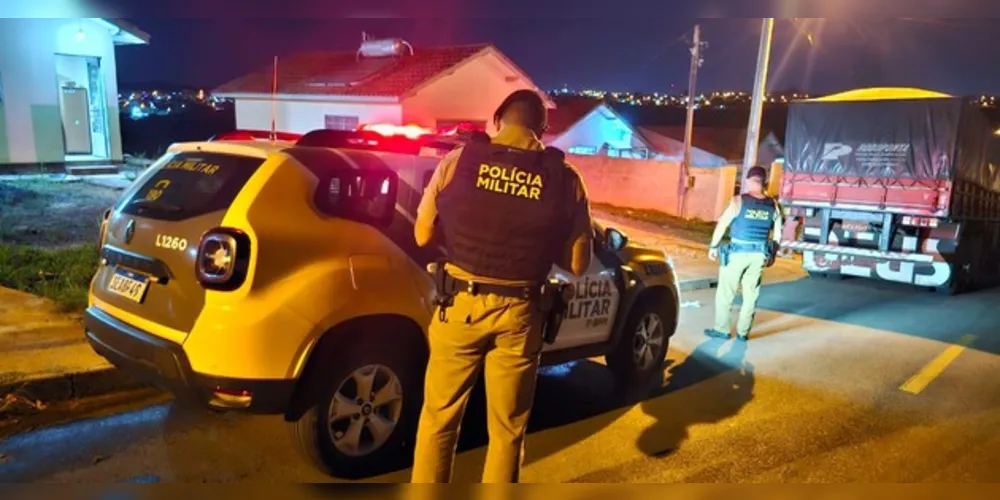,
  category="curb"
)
[0,368,146,405]
[678,277,718,293]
